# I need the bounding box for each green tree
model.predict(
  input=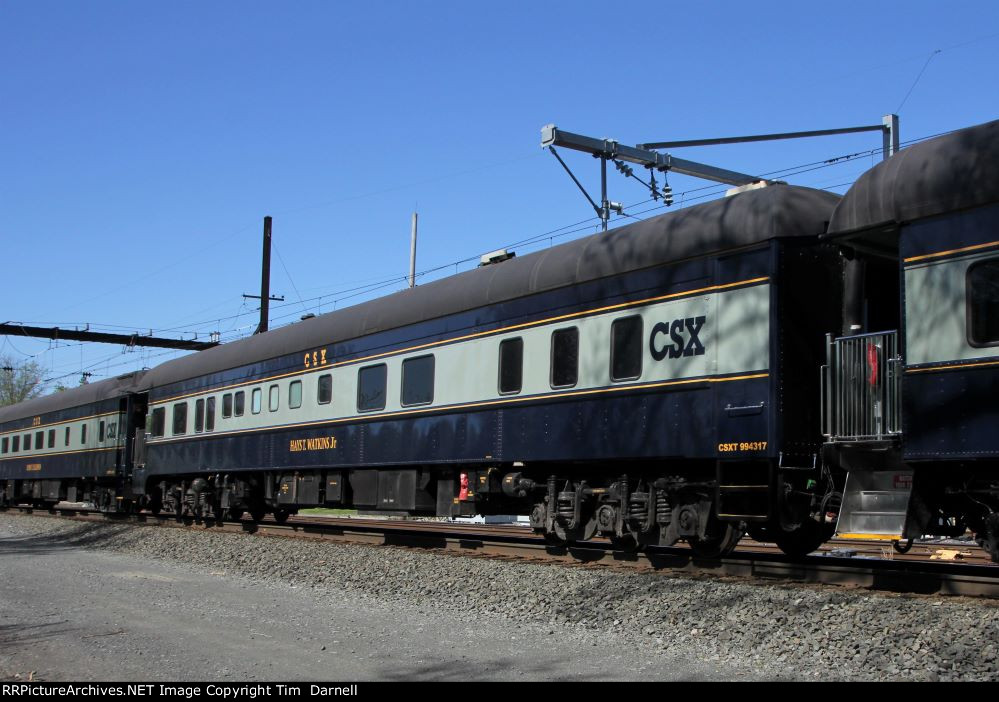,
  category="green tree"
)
[0,355,46,407]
